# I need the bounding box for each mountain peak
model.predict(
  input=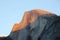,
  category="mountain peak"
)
[12,9,55,32]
